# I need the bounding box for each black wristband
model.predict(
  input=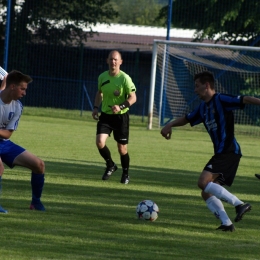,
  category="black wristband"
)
[94,106,99,109]
[119,101,130,110]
